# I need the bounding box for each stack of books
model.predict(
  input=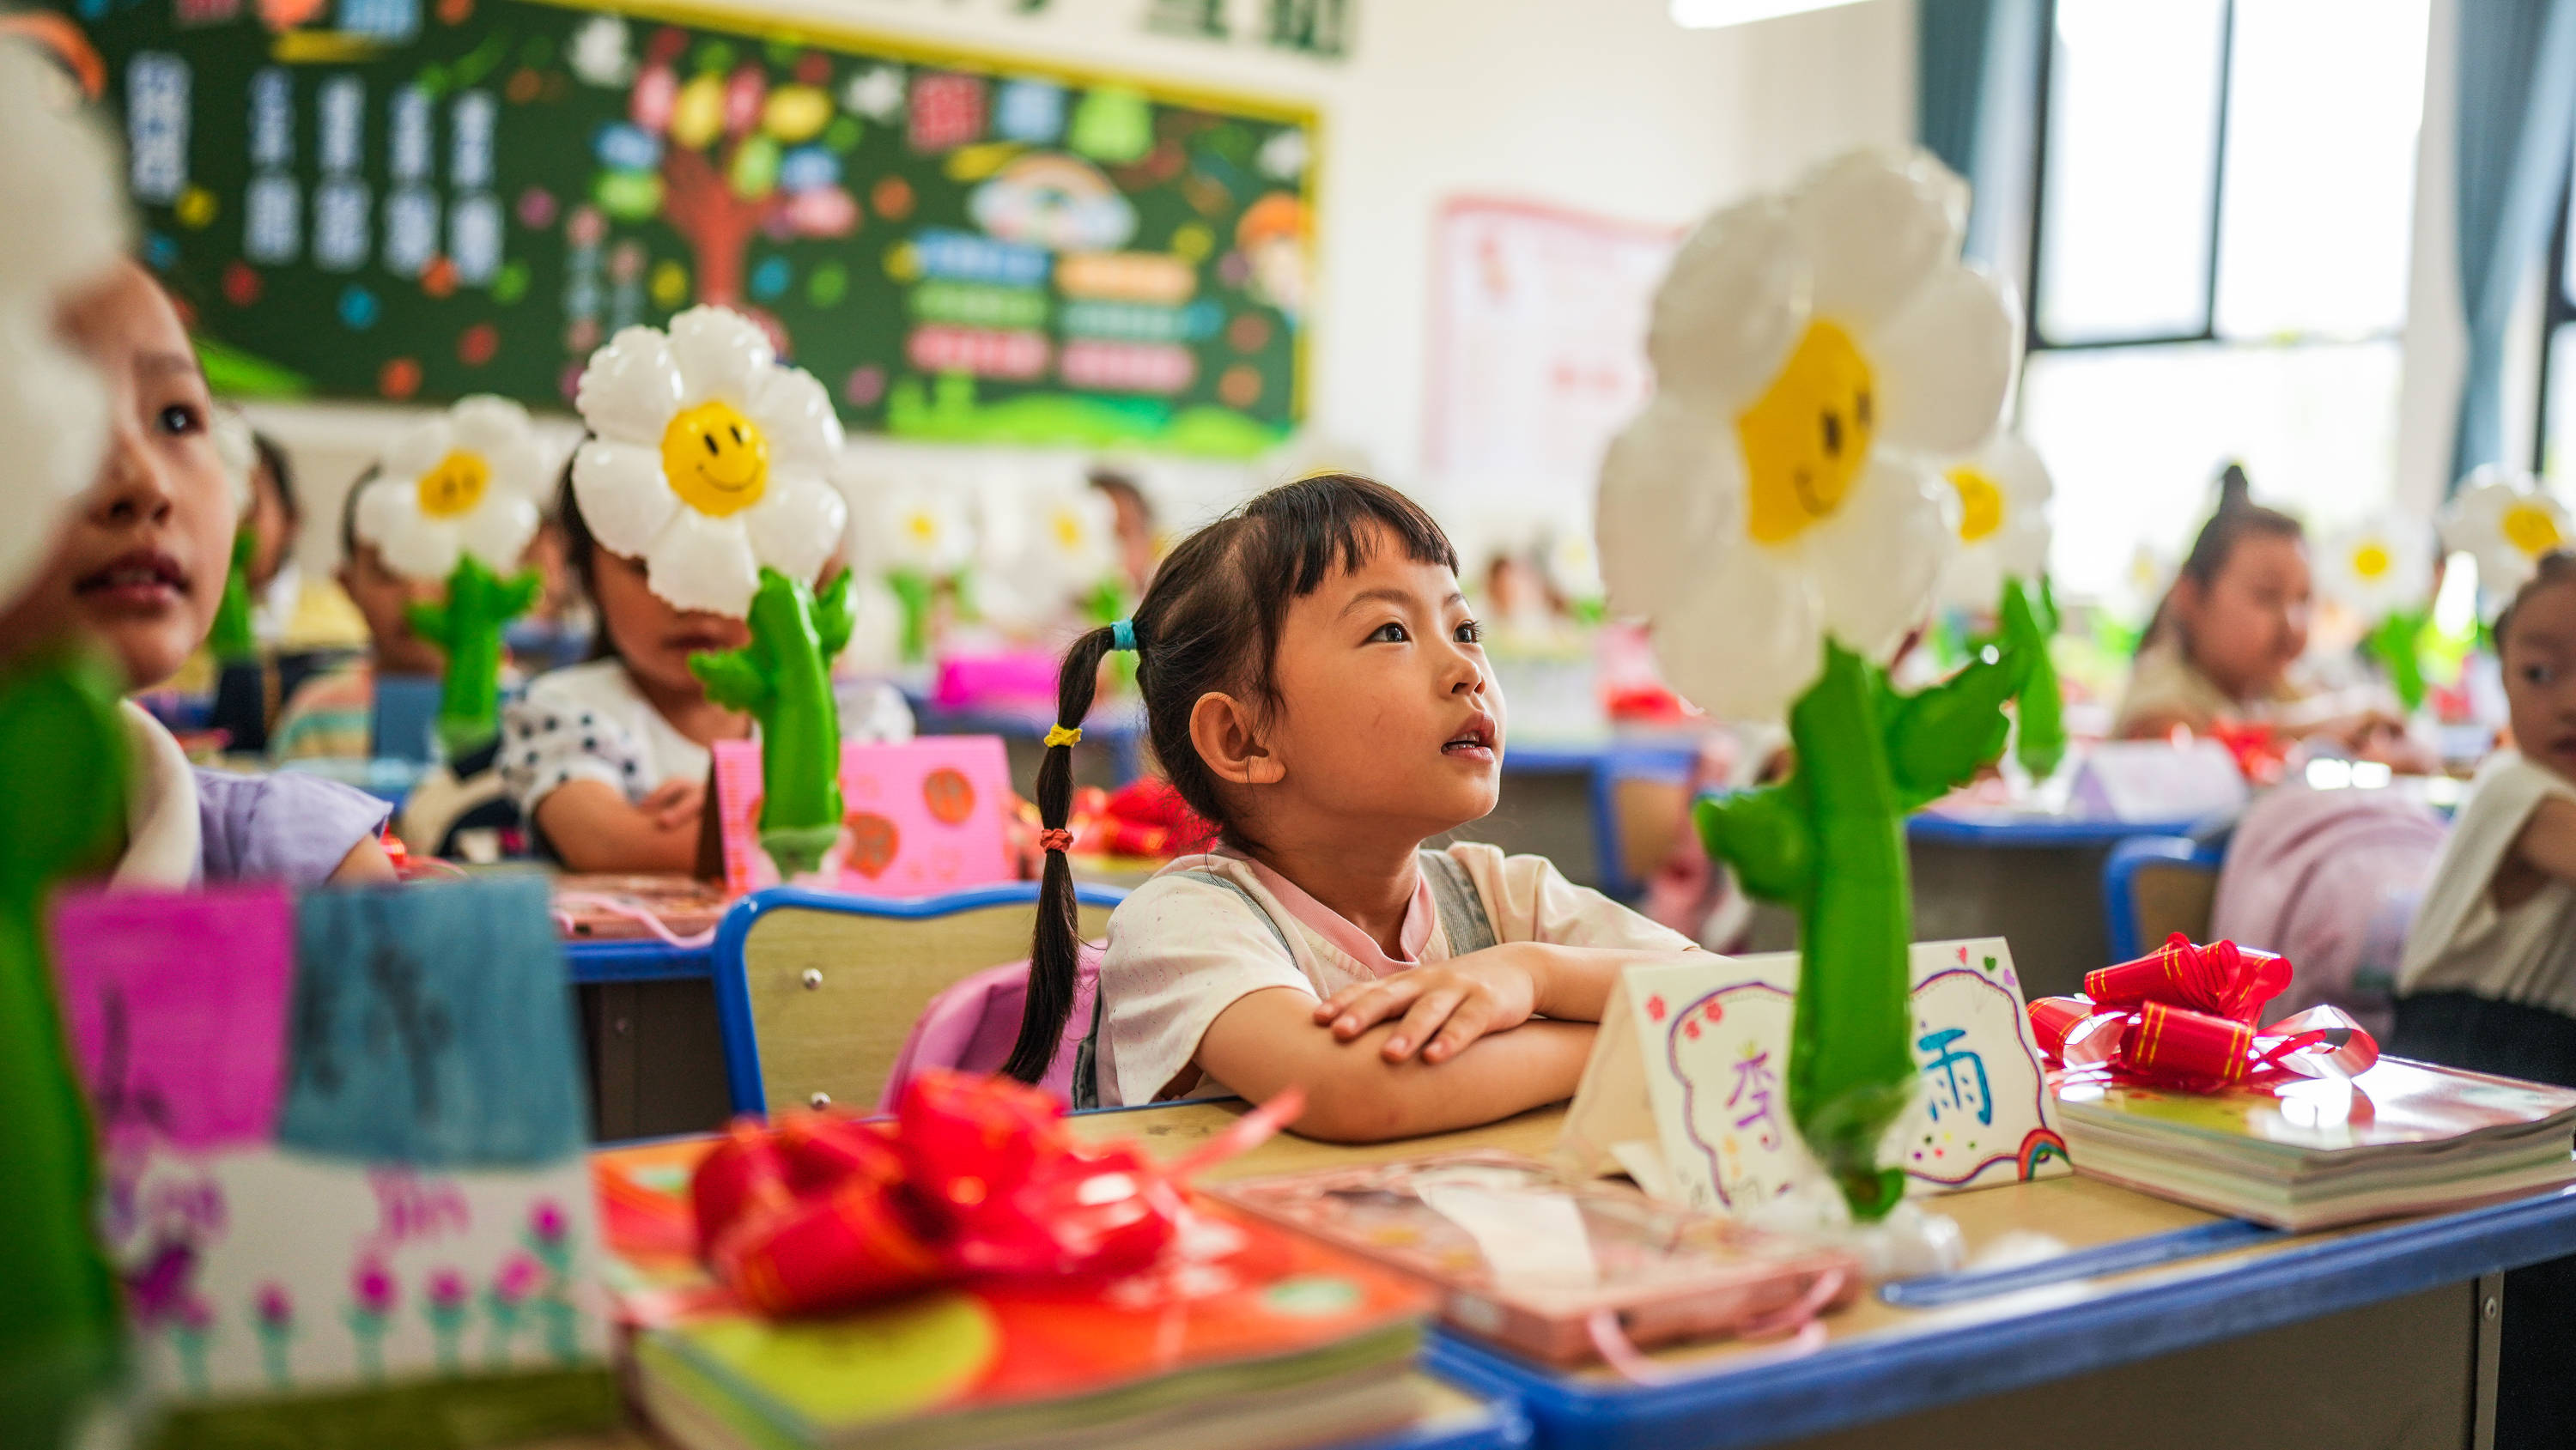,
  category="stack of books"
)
[2053,1057,2576,1229]
[591,1139,1438,1450]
